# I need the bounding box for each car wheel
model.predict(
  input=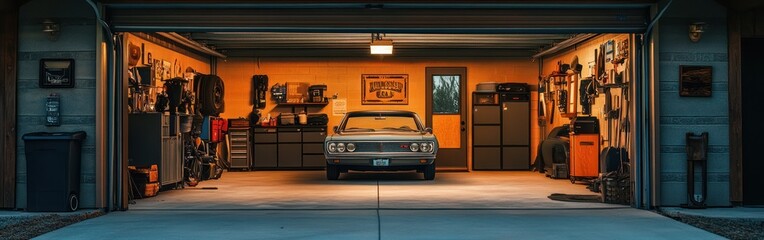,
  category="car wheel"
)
[423,162,436,180]
[326,165,340,180]
[198,75,225,116]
